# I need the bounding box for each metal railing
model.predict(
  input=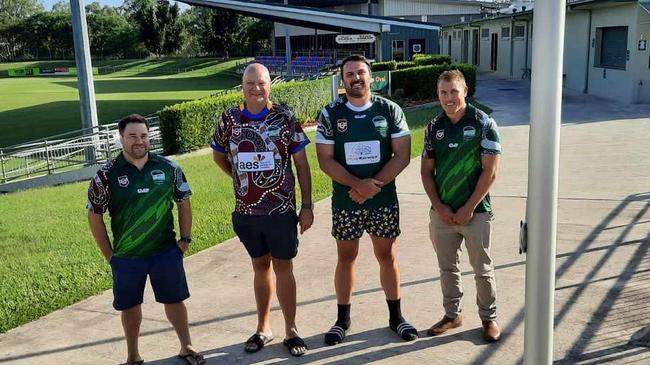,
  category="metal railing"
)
[0,116,162,184]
